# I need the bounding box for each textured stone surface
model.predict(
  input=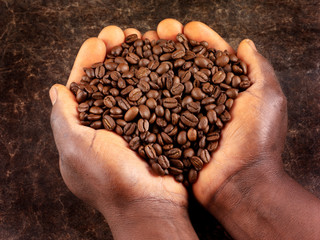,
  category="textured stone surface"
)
[0,0,319,239]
